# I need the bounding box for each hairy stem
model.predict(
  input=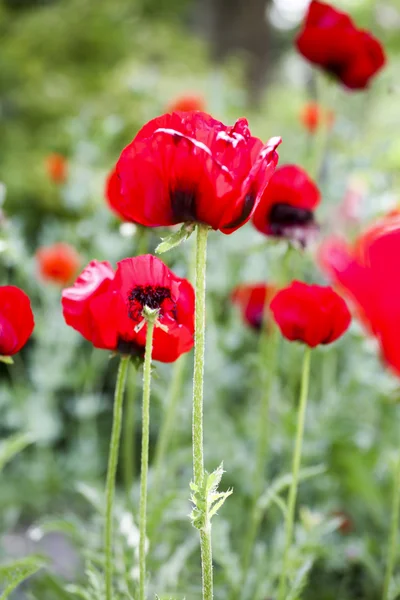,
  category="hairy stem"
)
[382,454,400,600]
[139,314,156,600]
[278,347,311,600]
[192,223,213,600]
